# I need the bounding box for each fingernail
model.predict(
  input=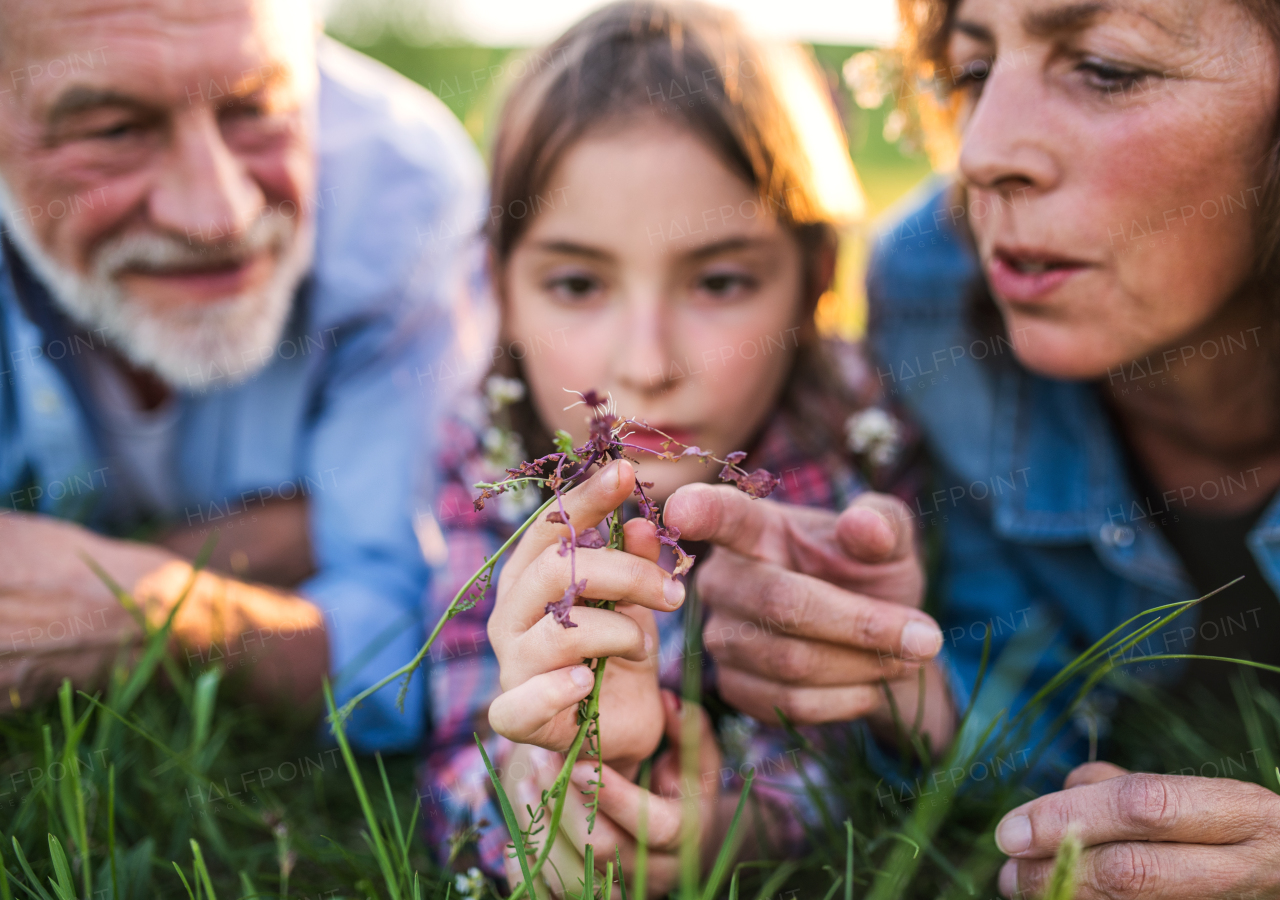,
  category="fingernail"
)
[570,763,594,787]
[643,631,655,655]
[605,460,624,491]
[998,860,1017,897]
[995,815,1031,855]
[663,576,686,609]
[569,666,594,690]
[901,621,942,660]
